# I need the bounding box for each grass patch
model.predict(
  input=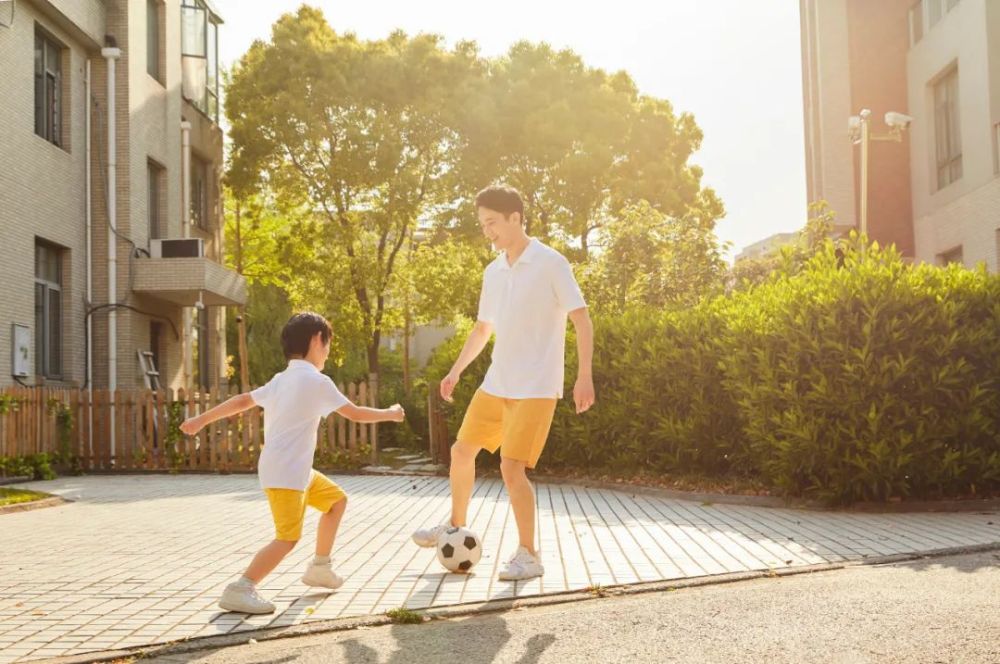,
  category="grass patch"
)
[386,607,424,624]
[0,487,52,507]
